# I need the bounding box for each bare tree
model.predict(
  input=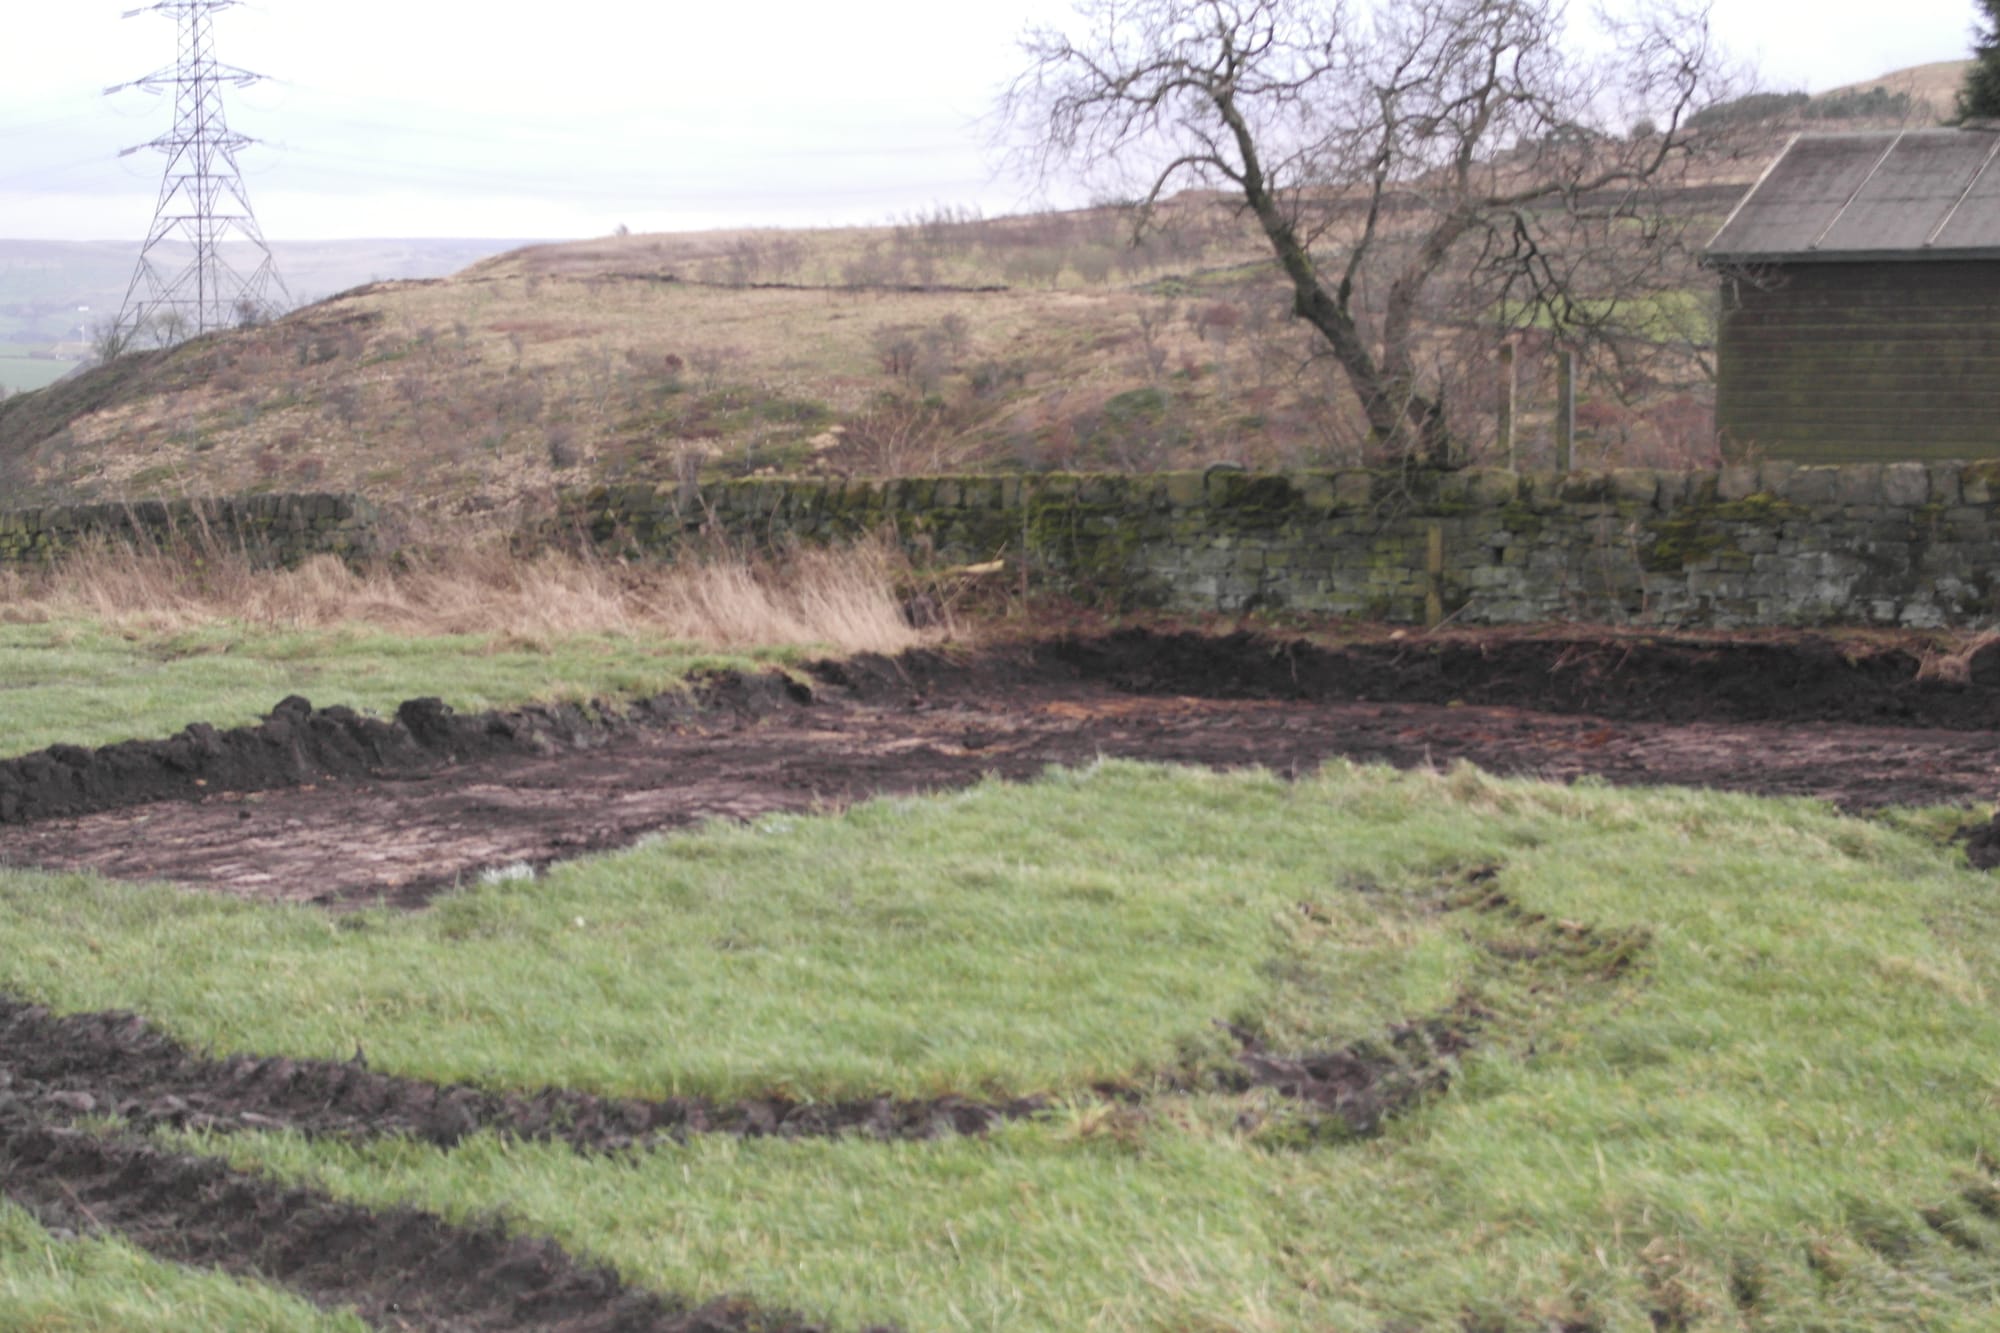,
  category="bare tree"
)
[1005,0,1733,466]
